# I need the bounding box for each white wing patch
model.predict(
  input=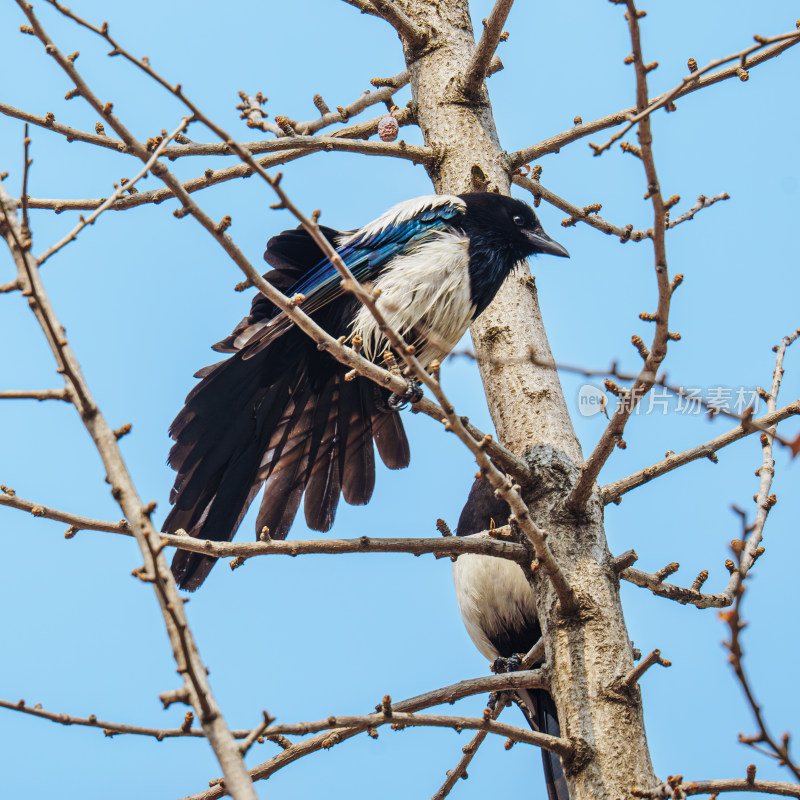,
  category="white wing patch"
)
[349,231,475,365]
[451,548,539,662]
[339,194,466,248]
